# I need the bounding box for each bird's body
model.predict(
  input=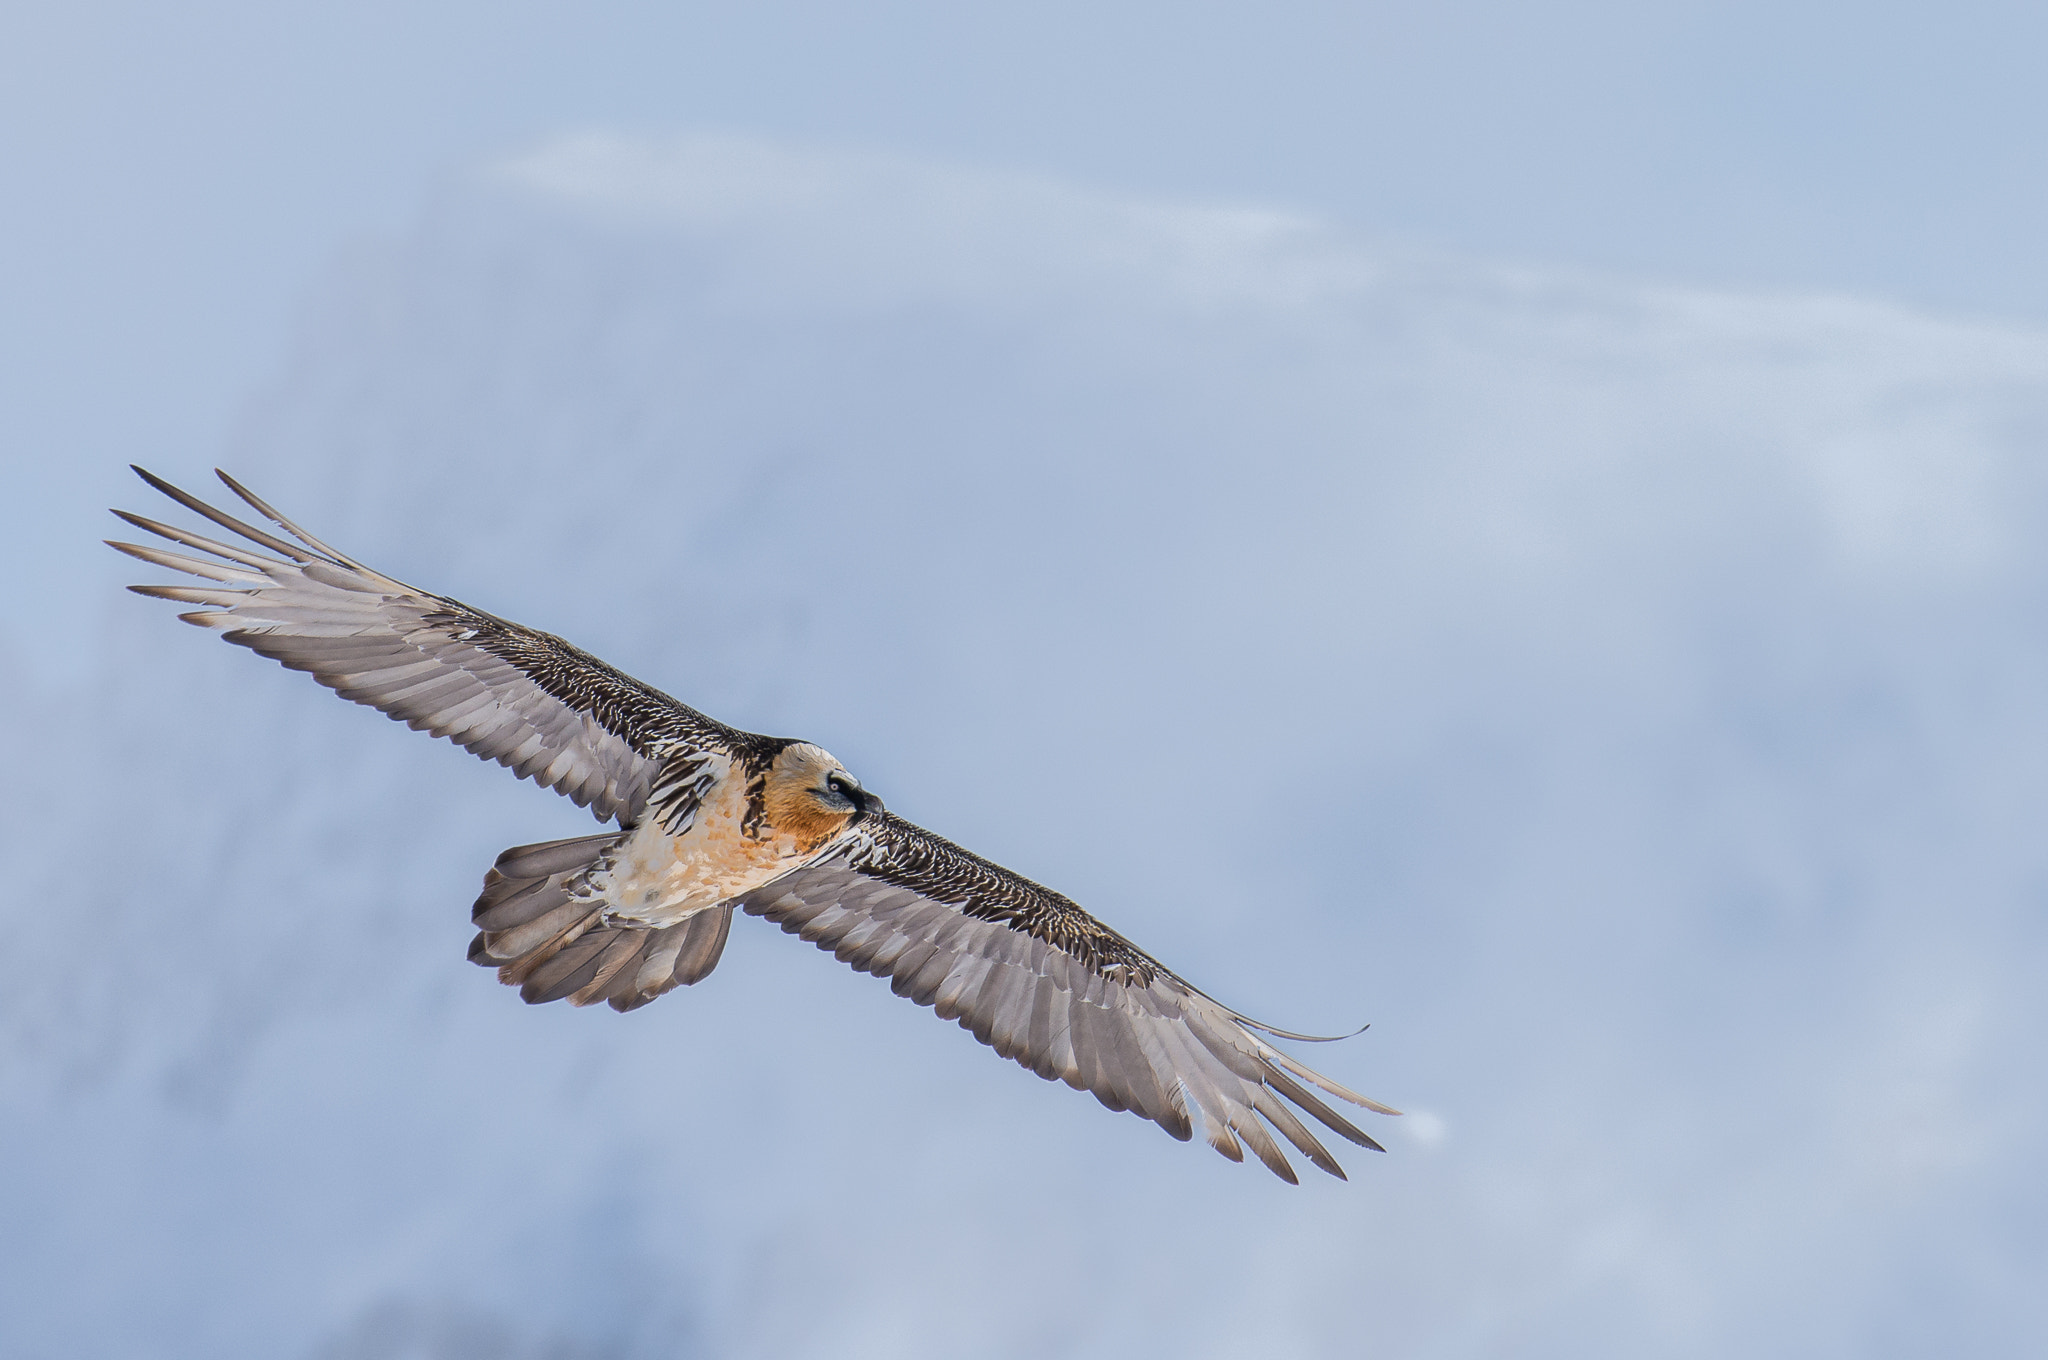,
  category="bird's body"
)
[111,468,1397,1182]
[604,752,766,927]
[603,743,856,929]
